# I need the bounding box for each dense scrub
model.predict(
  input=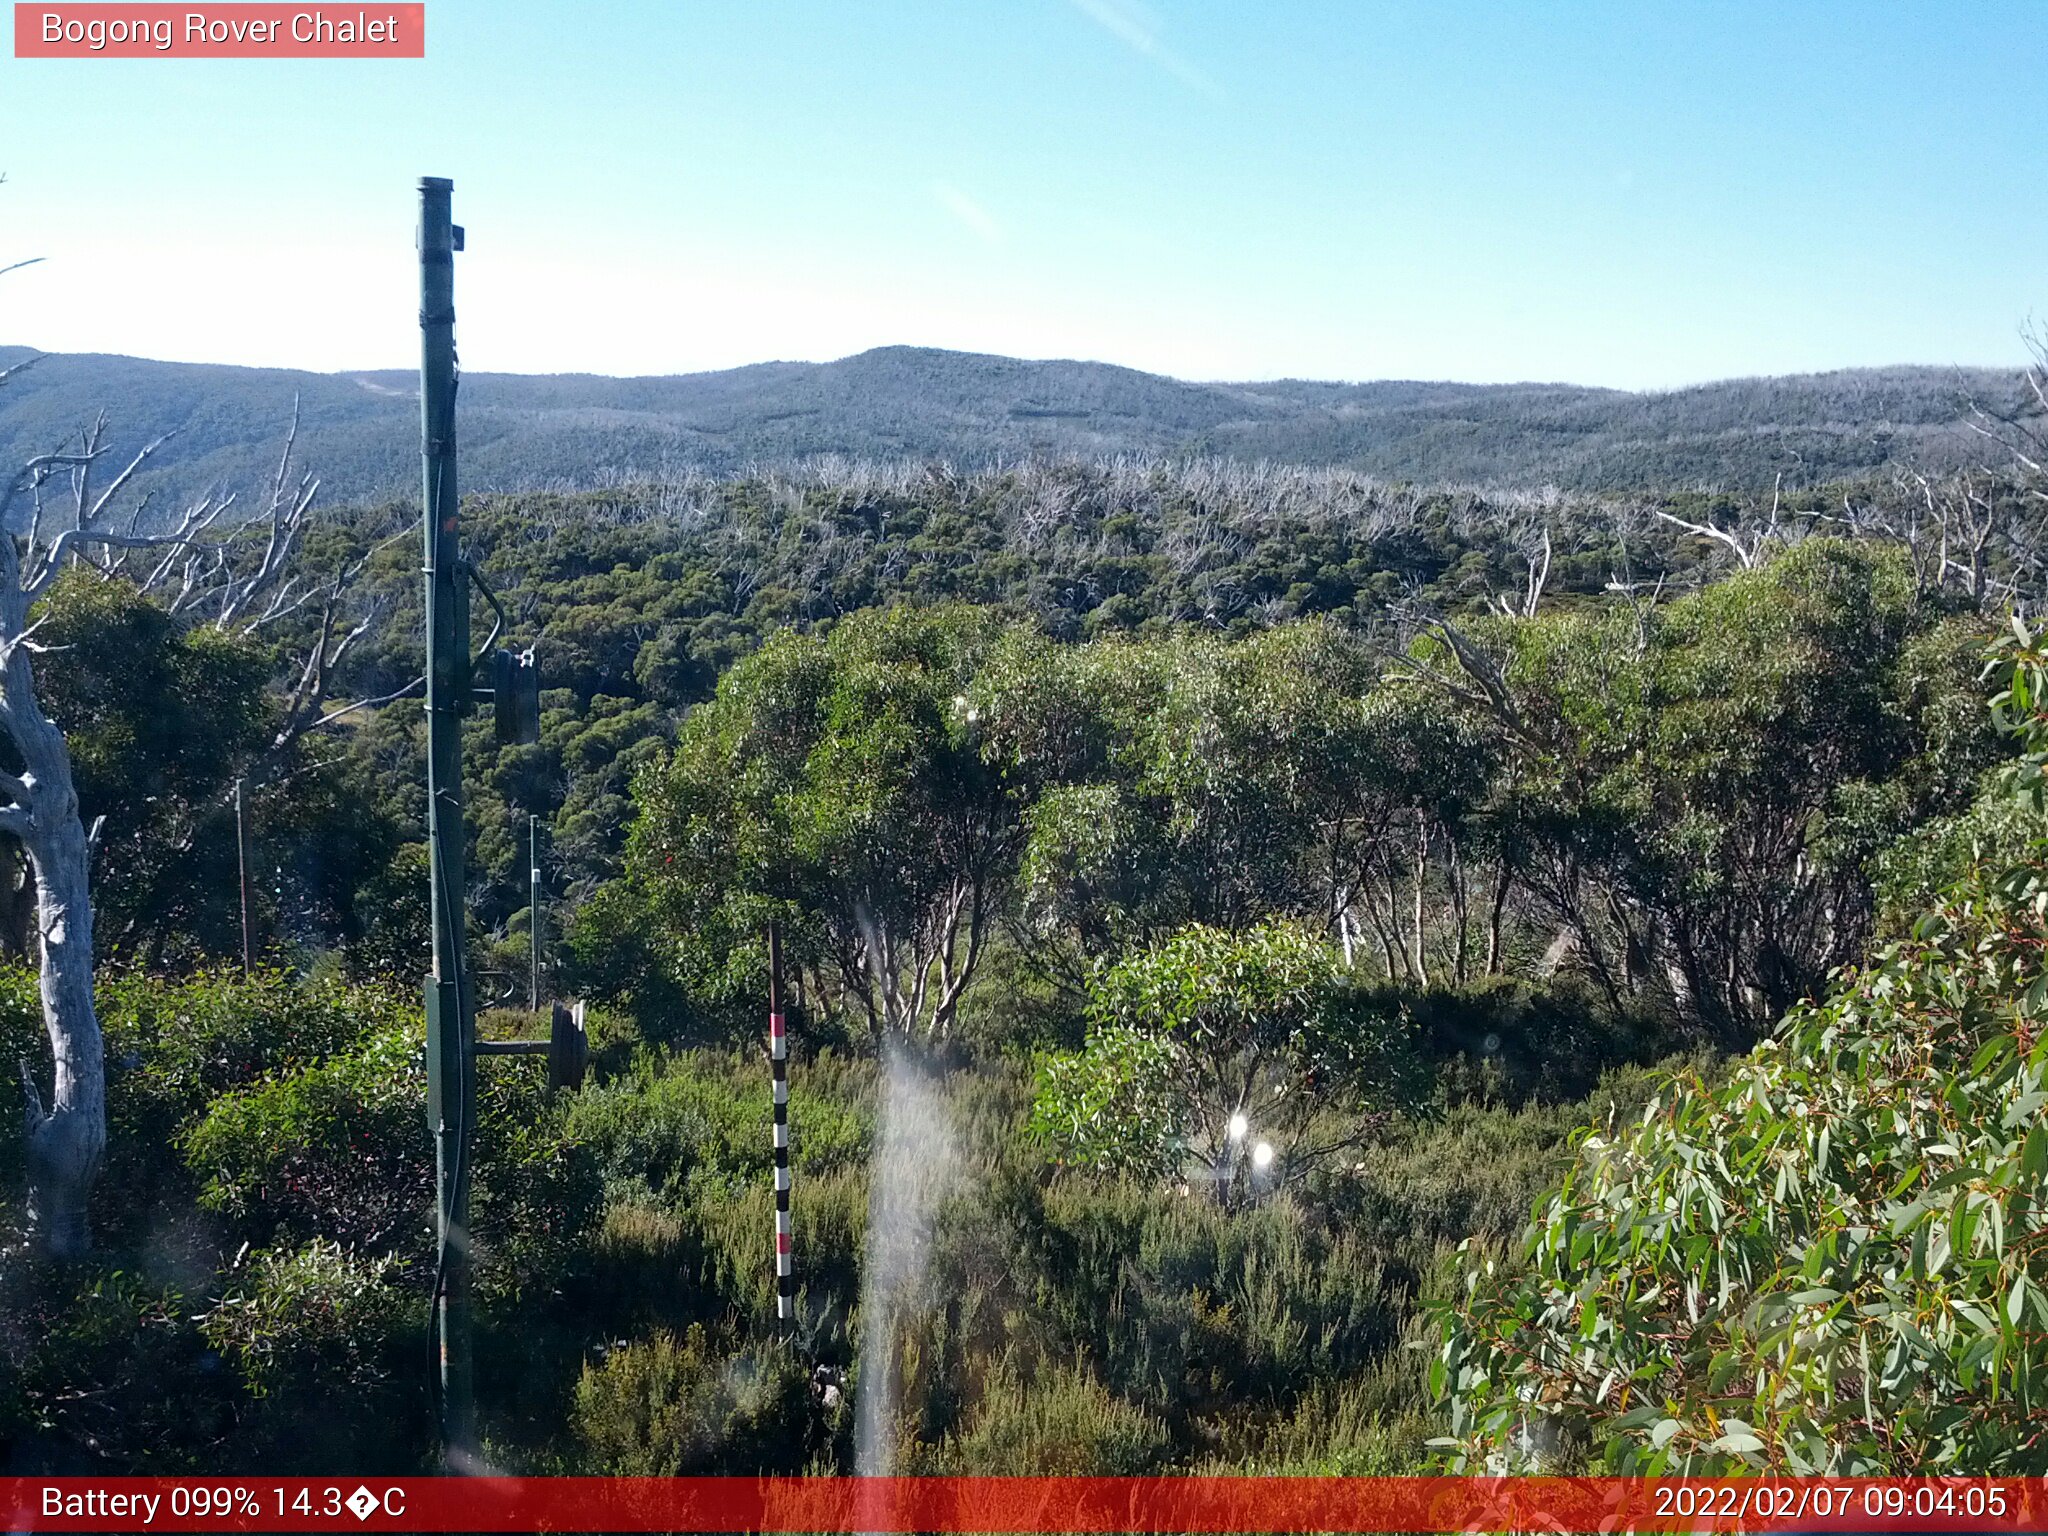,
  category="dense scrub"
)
[24,454,2010,1008]
[3,446,2046,1474]
[1435,628,2048,1473]
[588,539,1998,1056]
[0,960,1661,1473]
